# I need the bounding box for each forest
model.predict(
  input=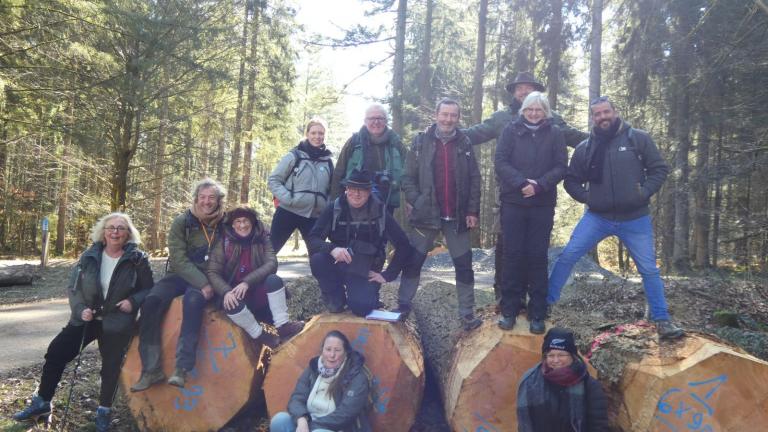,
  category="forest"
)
[1,0,767,275]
